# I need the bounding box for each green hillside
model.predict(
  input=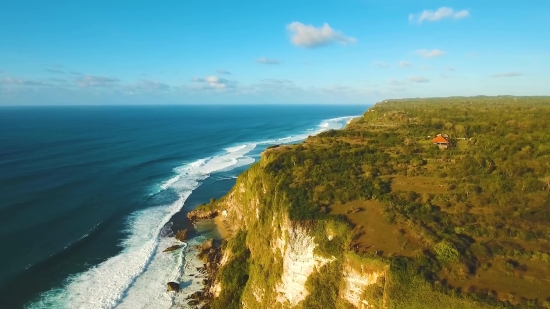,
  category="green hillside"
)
[201,96,550,309]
